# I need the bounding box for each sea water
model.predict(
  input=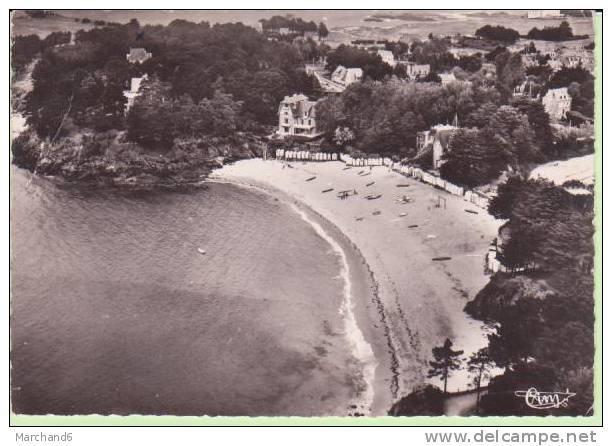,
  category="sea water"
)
[10,168,373,416]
